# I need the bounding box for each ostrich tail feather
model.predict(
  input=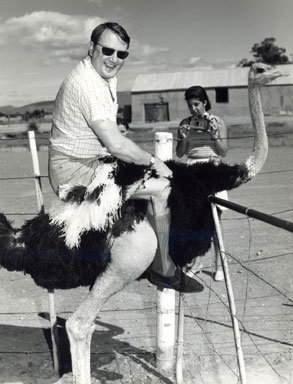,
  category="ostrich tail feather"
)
[0,213,25,272]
